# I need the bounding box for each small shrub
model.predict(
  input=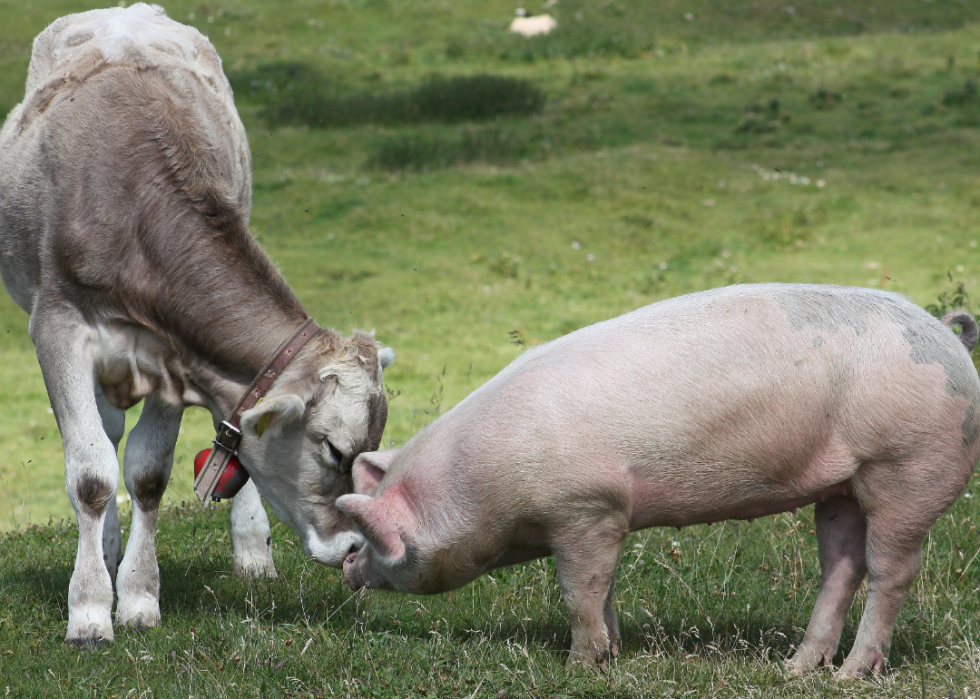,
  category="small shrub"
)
[412,75,545,123]
[941,79,978,107]
[367,126,539,171]
[735,114,780,134]
[924,277,974,319]
[488,252,522,279]
[809,86,843,109]
[230,63,545,129]
[925,277,980,373]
